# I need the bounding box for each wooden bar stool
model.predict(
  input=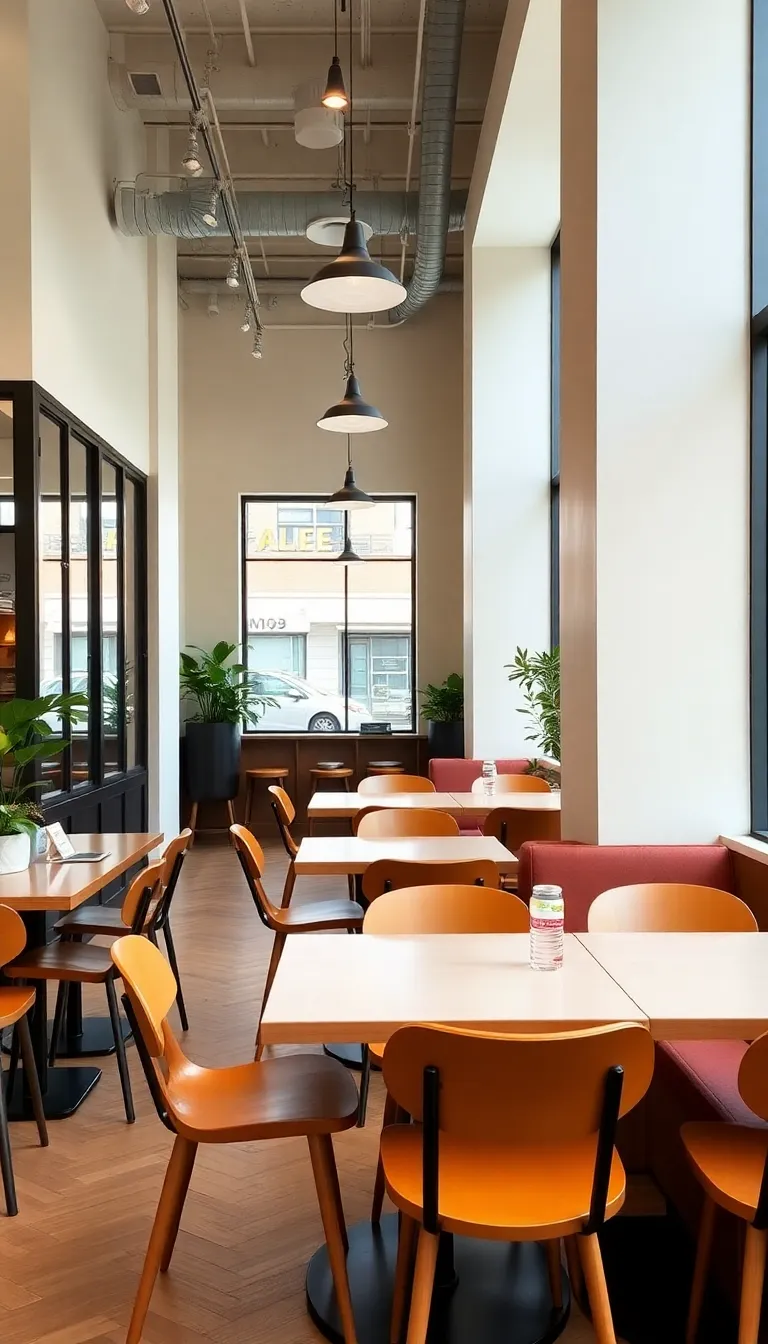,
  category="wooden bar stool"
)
[0,906,48,1216]
[310,763,354,794]
[366,761,405,776]
[244,766,290,831]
